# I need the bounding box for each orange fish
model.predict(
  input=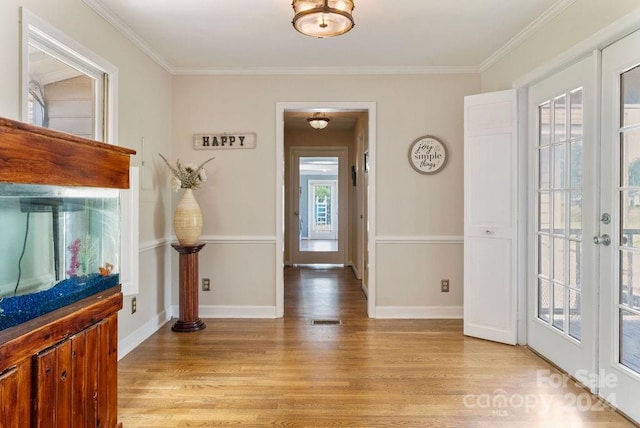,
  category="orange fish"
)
[99,262,114,276]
